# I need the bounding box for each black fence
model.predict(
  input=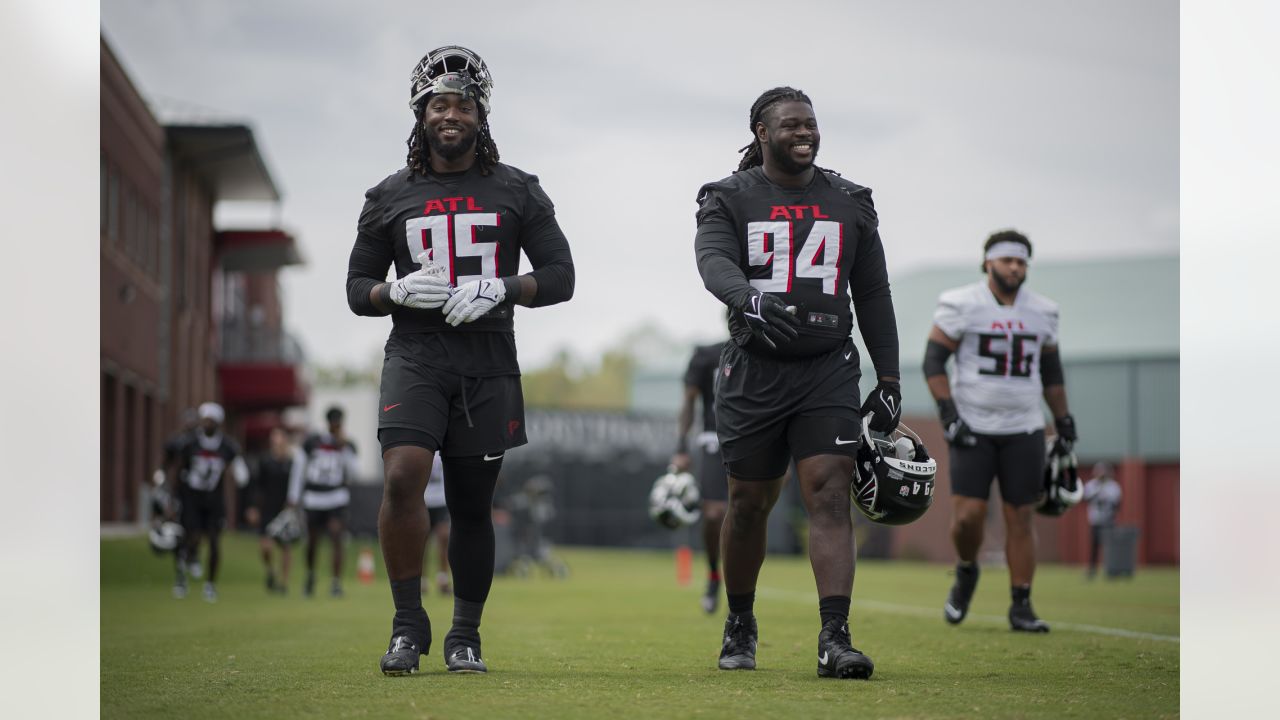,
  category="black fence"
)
[253,409,898,558]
